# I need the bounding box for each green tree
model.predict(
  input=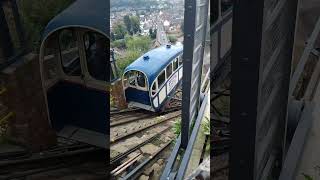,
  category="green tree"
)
[113,23,127,40]
[111,39,126,49]
[123,15,132,35]
[149,29,157,39]
[130,16,141,34]
[18,0,75,51]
